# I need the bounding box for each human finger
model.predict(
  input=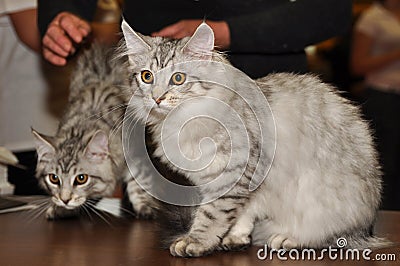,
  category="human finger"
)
[43,25,71,56]
[58,14,90,43]
[43,47,67,66]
